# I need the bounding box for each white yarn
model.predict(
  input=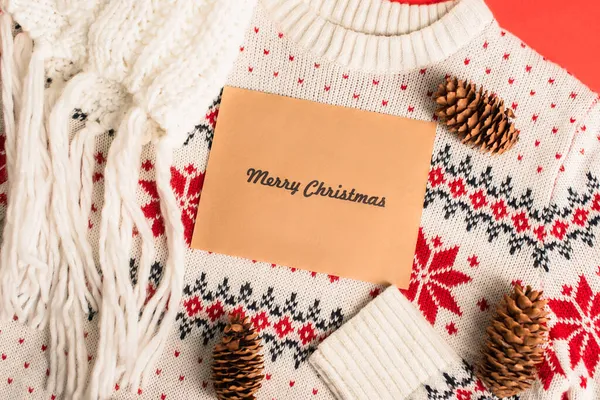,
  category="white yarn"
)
[12,31,31,111]
[0,38,53,326]
[310,287,463,399]
[43,82,64,396]
[49,72,105,313]
[135,138,185,389]
[1,2,121,396]
[0,11,17,320]
[1,12,17,181]
[5,0,256,398]
[1,2,113,396]
[45,73,114,398]
[69,119,105,263]
[88,105,152,399]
